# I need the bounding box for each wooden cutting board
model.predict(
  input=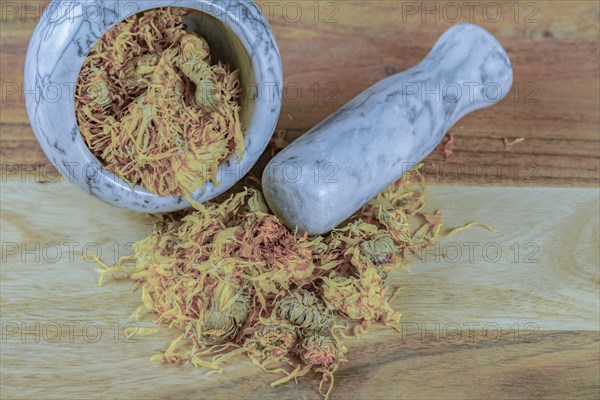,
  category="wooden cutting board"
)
[1,1,599,399]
